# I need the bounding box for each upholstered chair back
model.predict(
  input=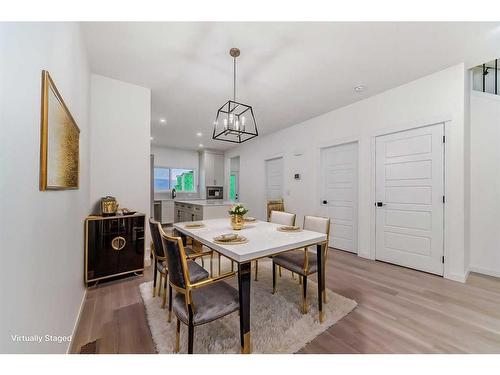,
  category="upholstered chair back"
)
[161,234,188,290]
[149,218,166,258]
[303,216,330,236]
[270,211,296,226]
